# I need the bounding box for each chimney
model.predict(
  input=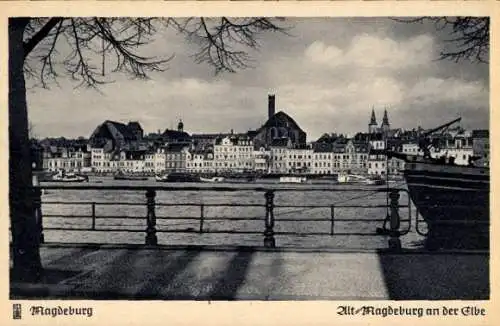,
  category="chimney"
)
[268,94,276,120]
